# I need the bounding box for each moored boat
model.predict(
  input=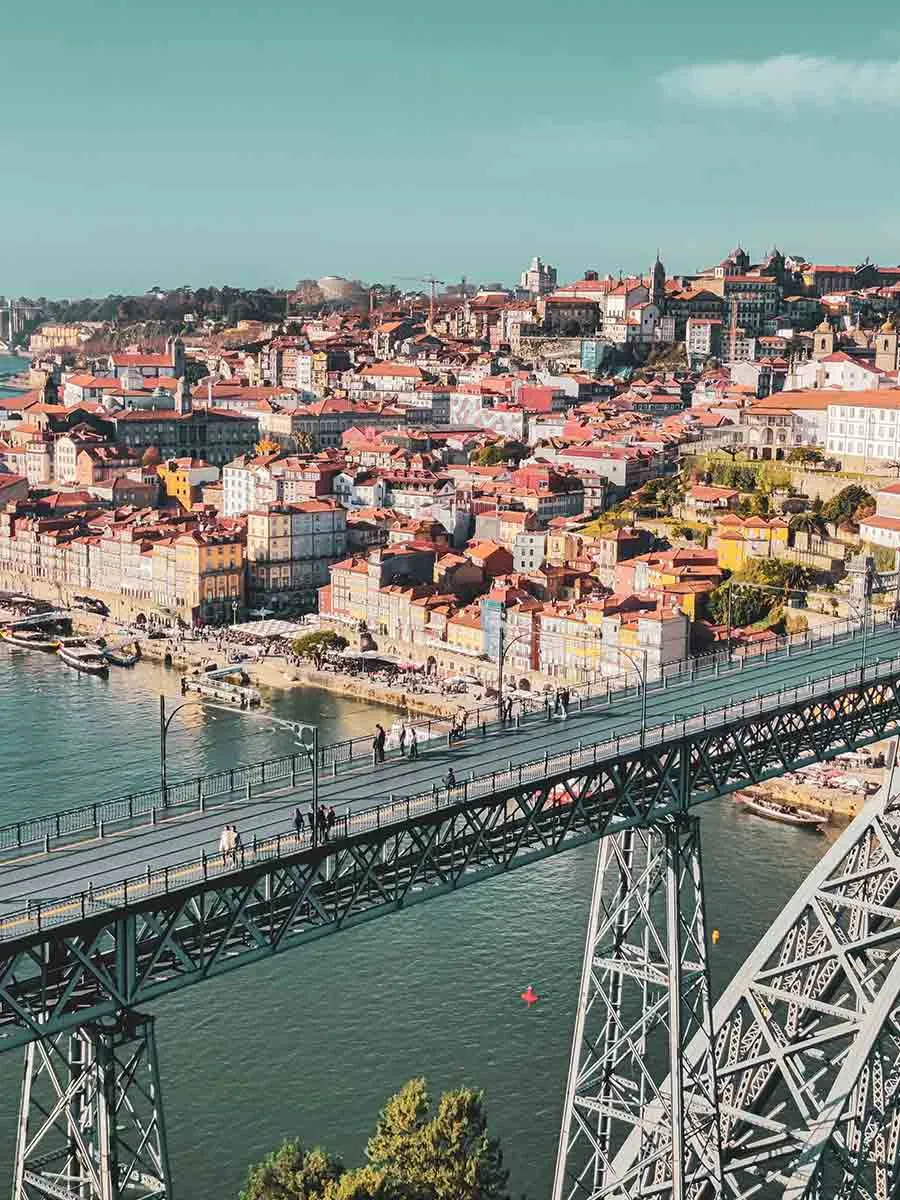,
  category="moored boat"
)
[57,643,110,677]
[735,791,826,830]
[103,644,141,667]
[1,628,60,651]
